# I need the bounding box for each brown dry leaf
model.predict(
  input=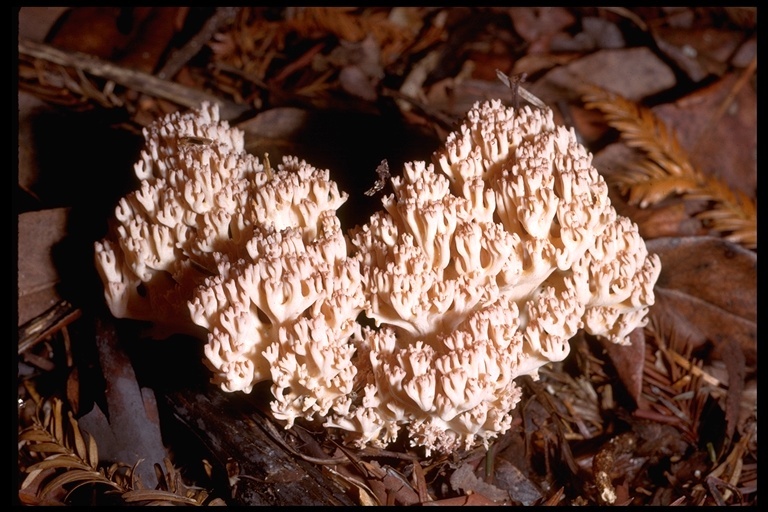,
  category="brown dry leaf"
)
[510,52,581,80]
[285,7,421,68]
[652,73,757,198]
[449,461,510,504]
[18,93,48,202]
[45,7,134,58]
[621,198,708,241]
[45,7,188,73]
[425,77,517,119]
[18,7,71,42]
[410,461,431,503]
[491,457,543,506]
[507,7,576,53]
[530,47,676,105]
[712,338,746,444]
[598,328,646,406]
[358,459,420,506]
[239,107,312,160]
[652,25,747,81]
[328,36,383,101]
[645,236,756,366]
[549,15,625,52]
